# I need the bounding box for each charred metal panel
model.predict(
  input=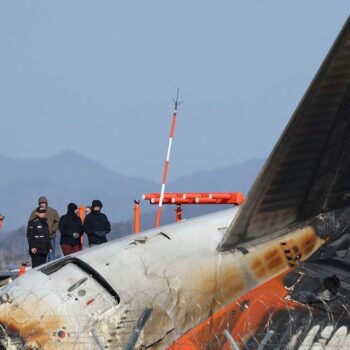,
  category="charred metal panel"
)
[219,17,350,251]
